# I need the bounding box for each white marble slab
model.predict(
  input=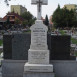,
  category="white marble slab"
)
[24,63,53,72]
[30,20,48,50]
[28,49,49,64]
